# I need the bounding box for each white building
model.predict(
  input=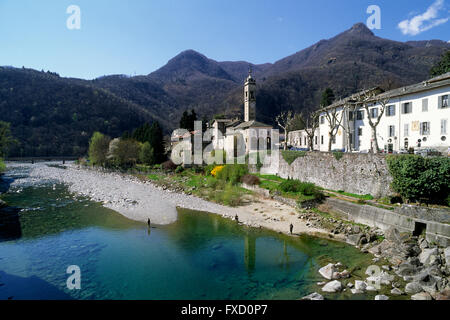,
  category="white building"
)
[289,72,450,154]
